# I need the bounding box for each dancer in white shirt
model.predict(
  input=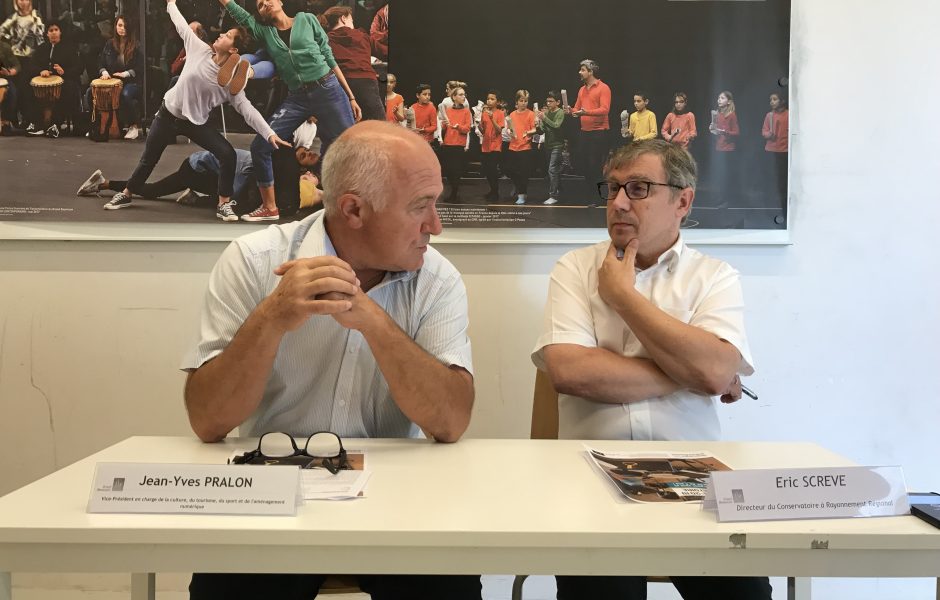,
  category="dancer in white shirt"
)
[97,0,289,221]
